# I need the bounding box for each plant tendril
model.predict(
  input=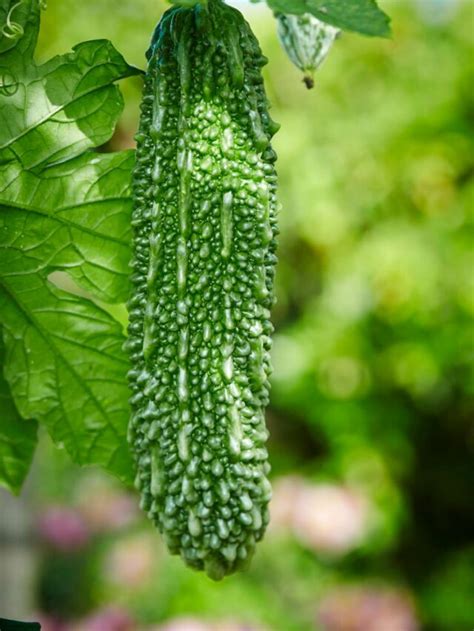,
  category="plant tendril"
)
[1,1,24,40]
